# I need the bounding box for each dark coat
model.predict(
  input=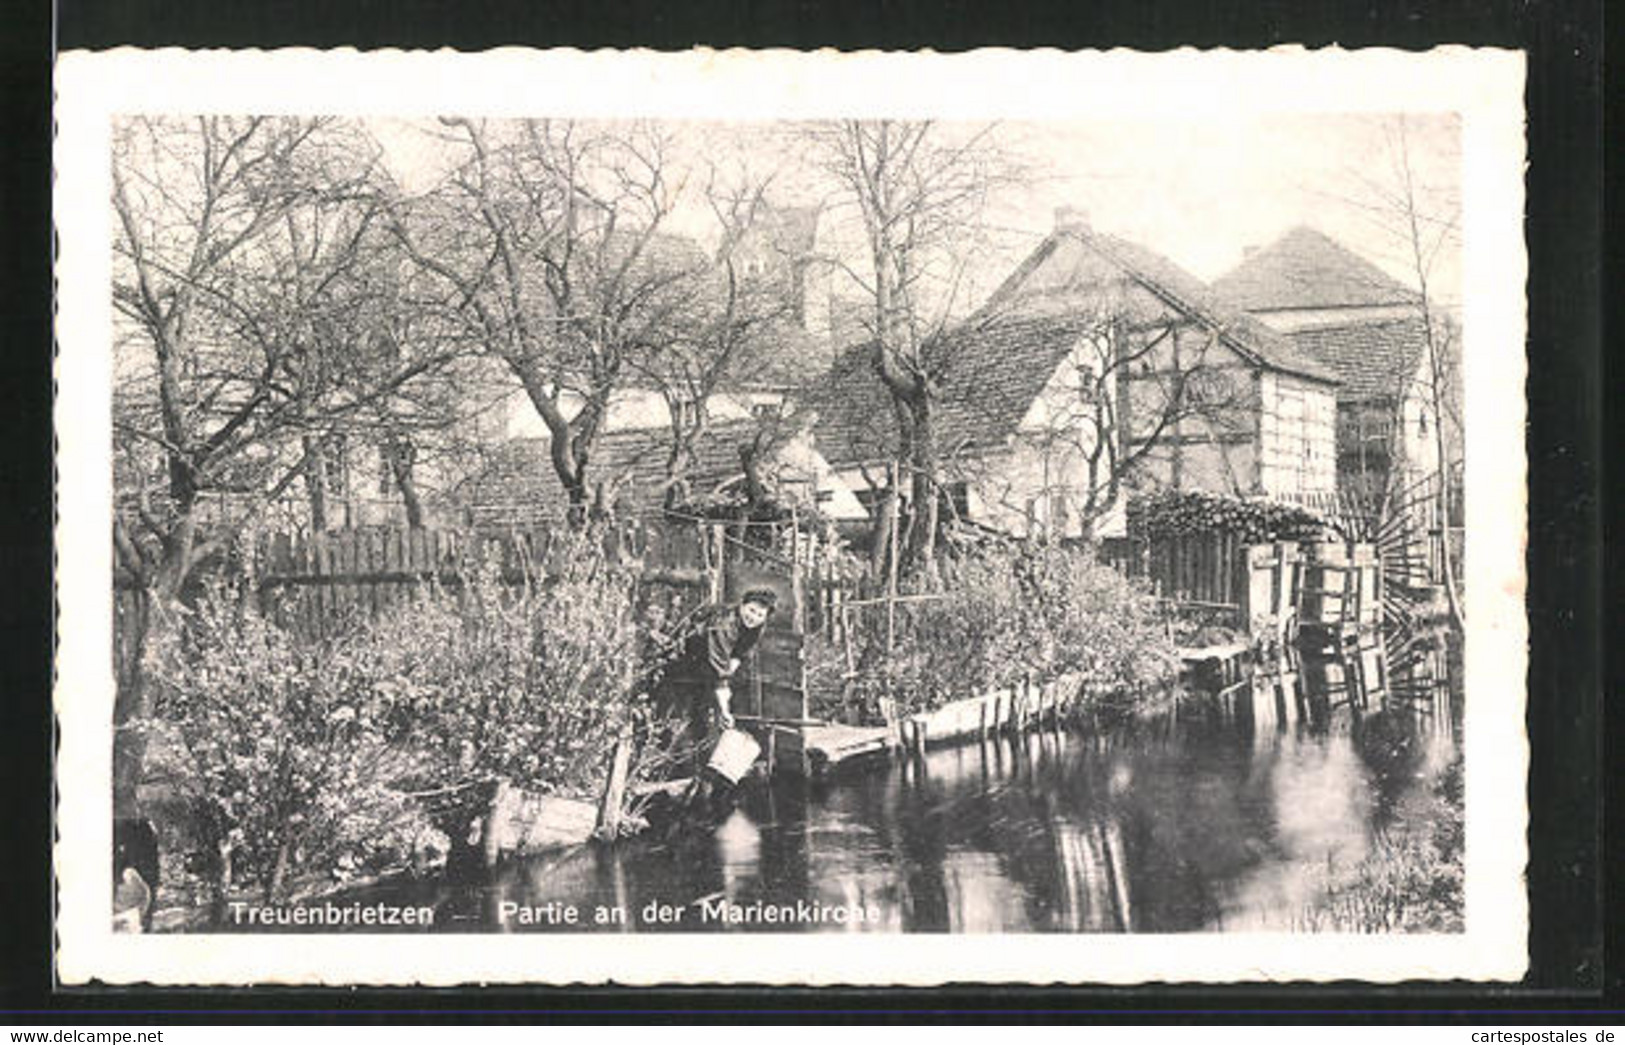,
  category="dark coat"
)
[655,606,765,734]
